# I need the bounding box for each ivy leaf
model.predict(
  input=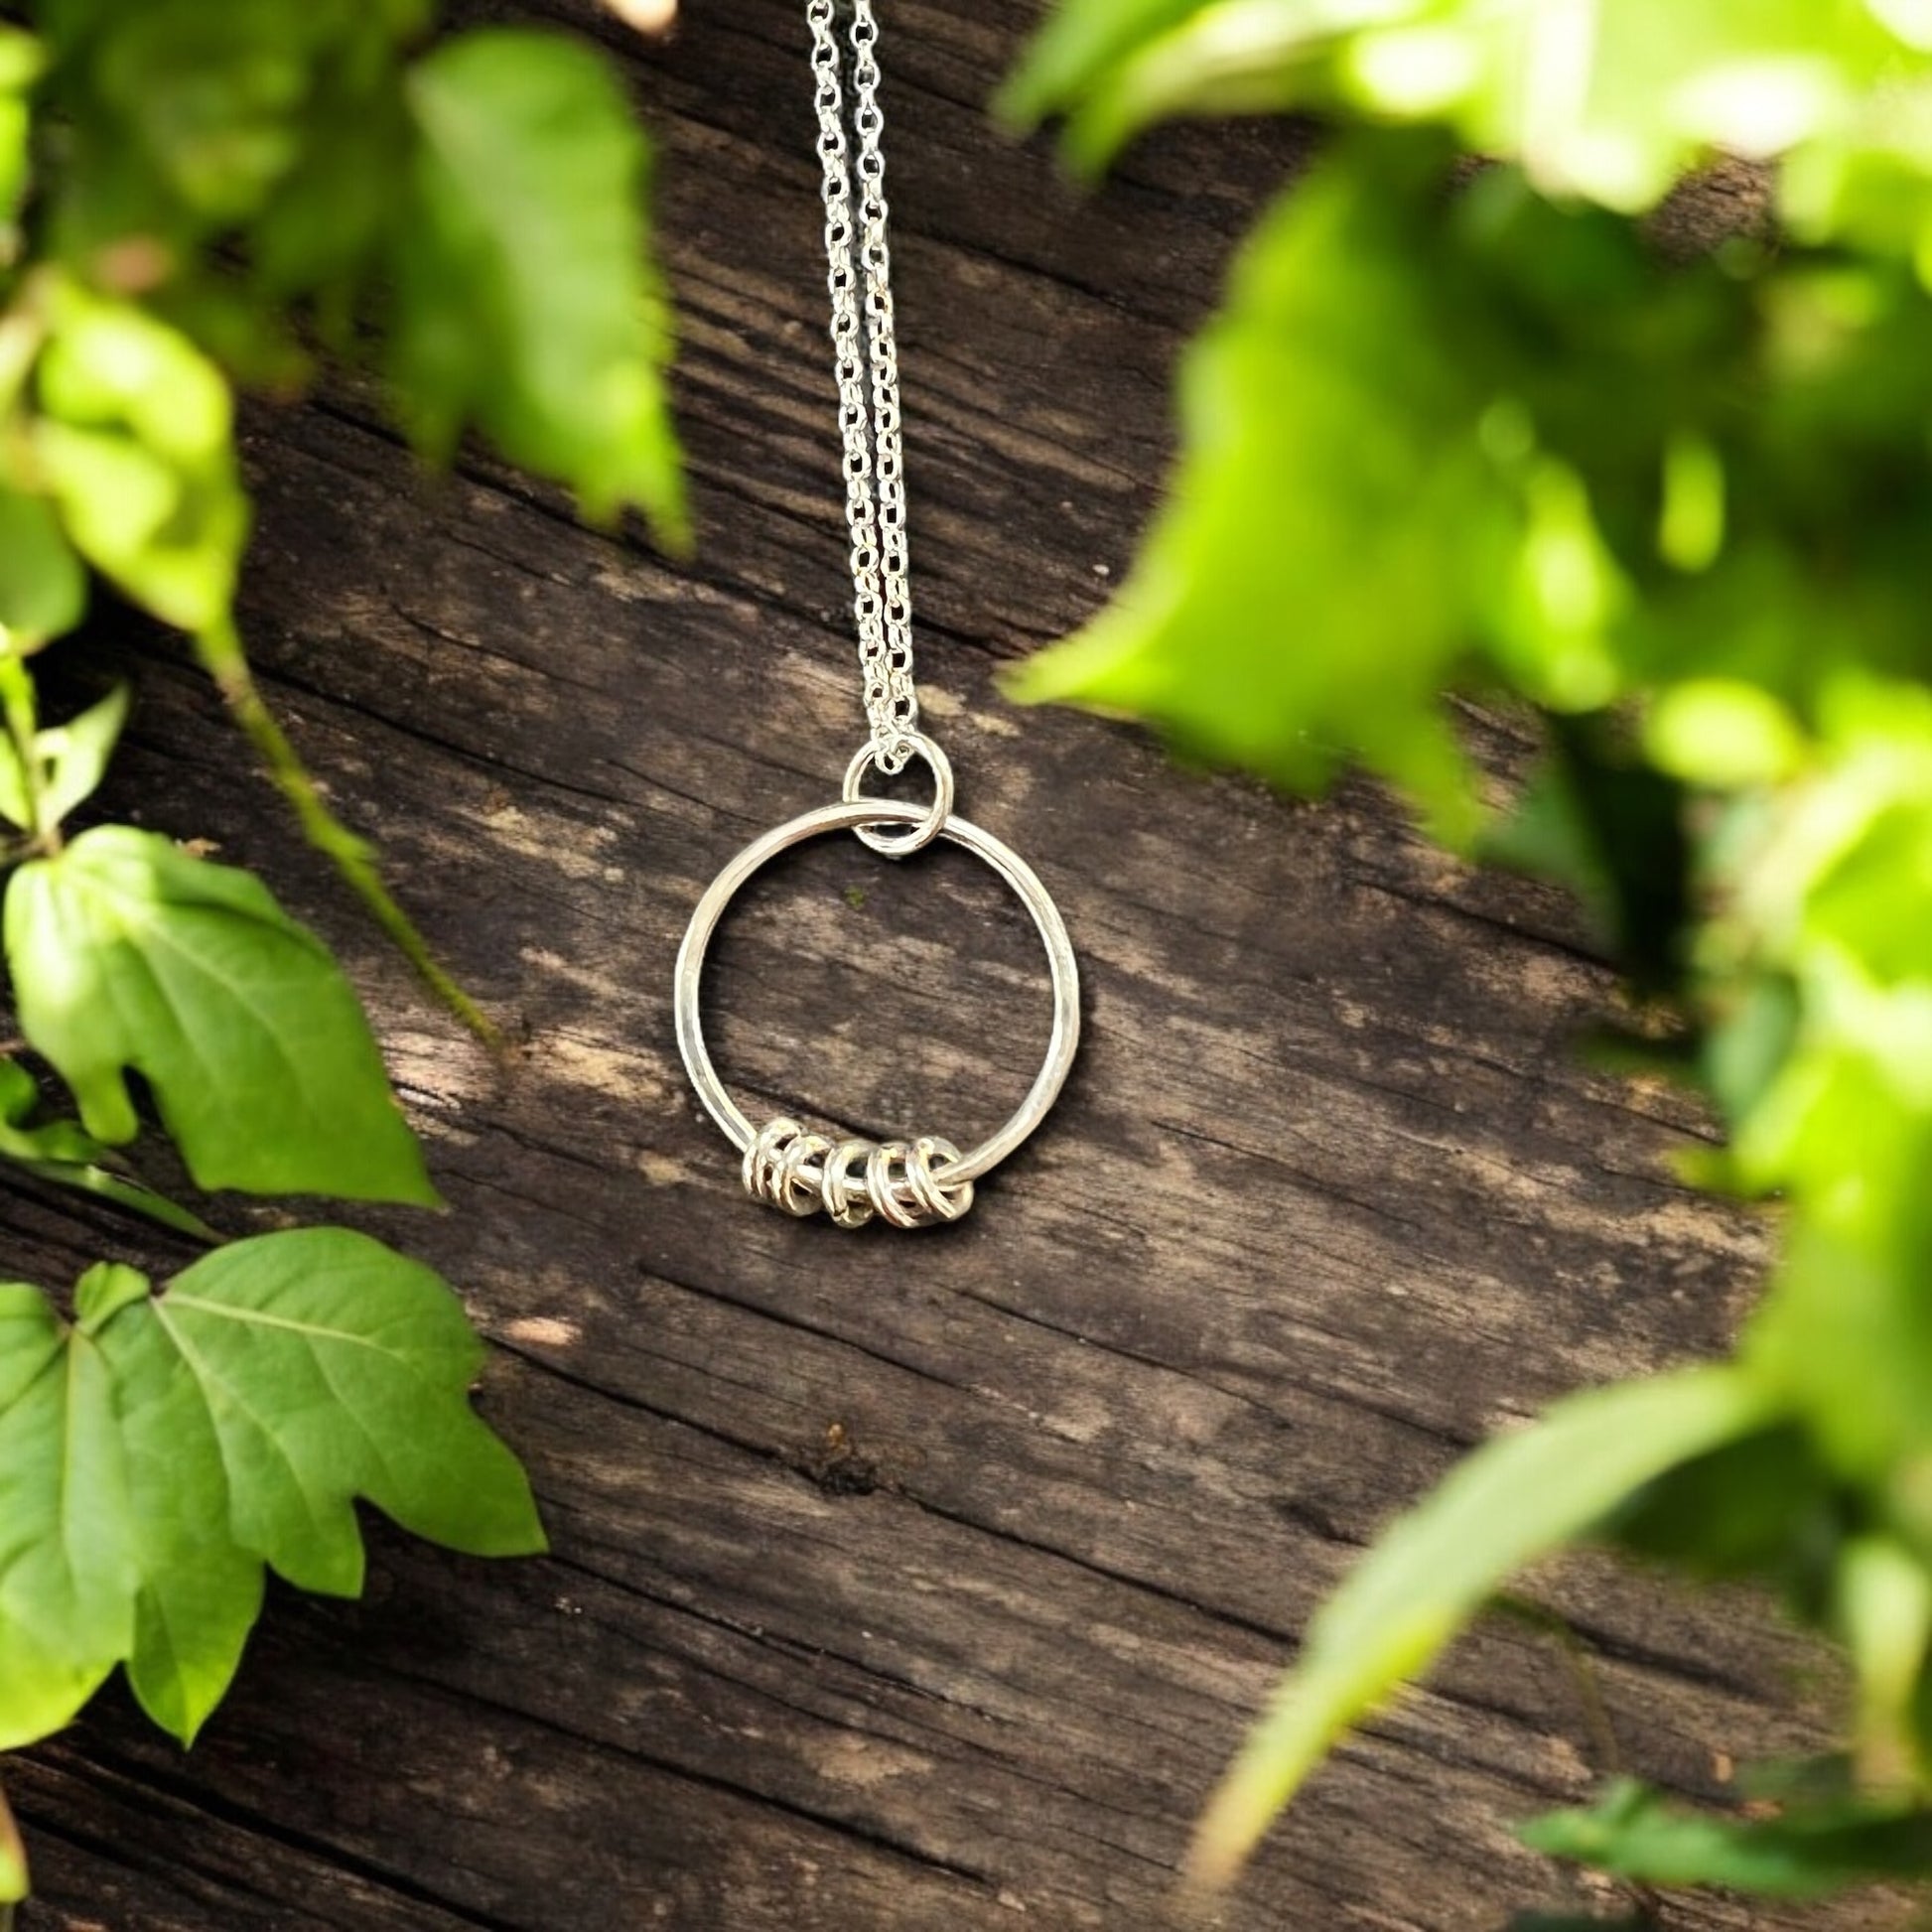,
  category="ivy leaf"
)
[391,29,686,542]
[1523,1778,1932,1898]
[0,1229,542,1748]
[4,824,437,1203]
[1186,1368,1773,1888]
[0,1277,134,1748]
[33,286,248,636]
